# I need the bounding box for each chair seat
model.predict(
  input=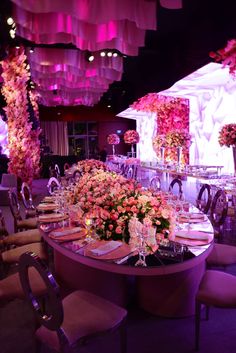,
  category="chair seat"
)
[0,267,46,301]
[197,270,236,307]
[36,290,127,352]
[2,242,47,264]
[2,229,41,247]
[207,243,236,267]
[17,217,38,230]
